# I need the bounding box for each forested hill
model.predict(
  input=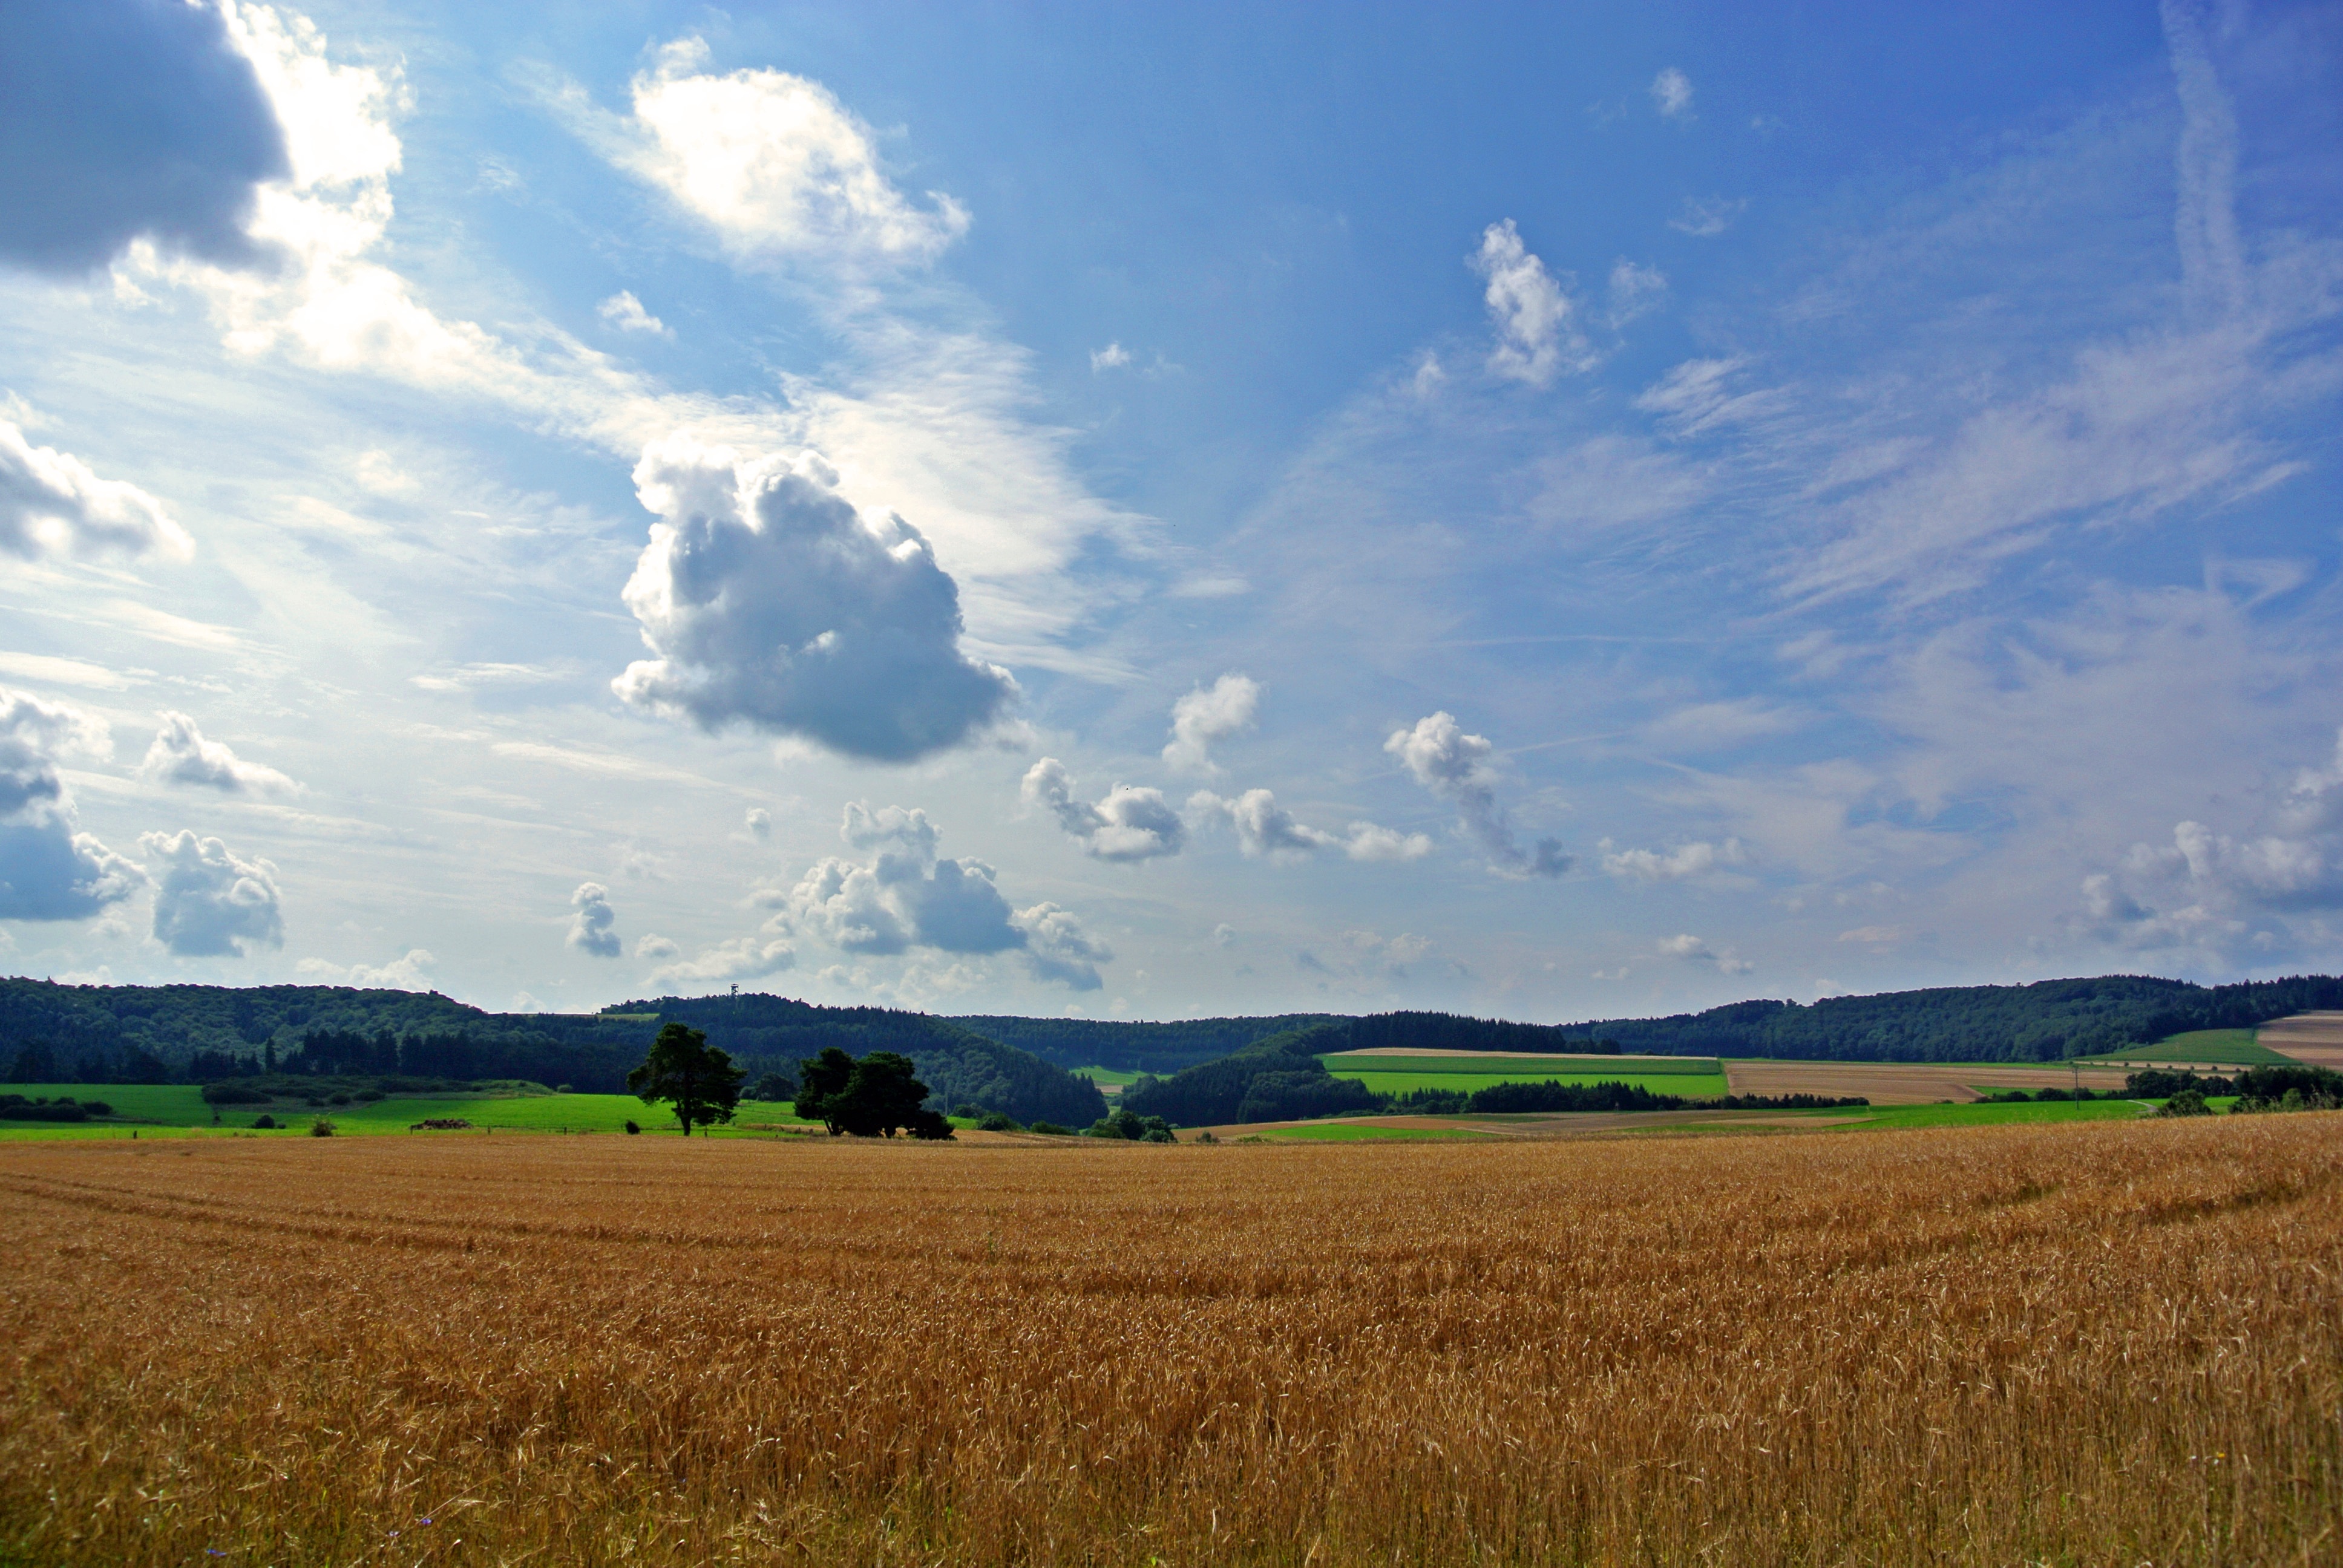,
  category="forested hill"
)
[1573,974,2343,1062]
[0,980,1104,1126]
[947,1010,1629,1074]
